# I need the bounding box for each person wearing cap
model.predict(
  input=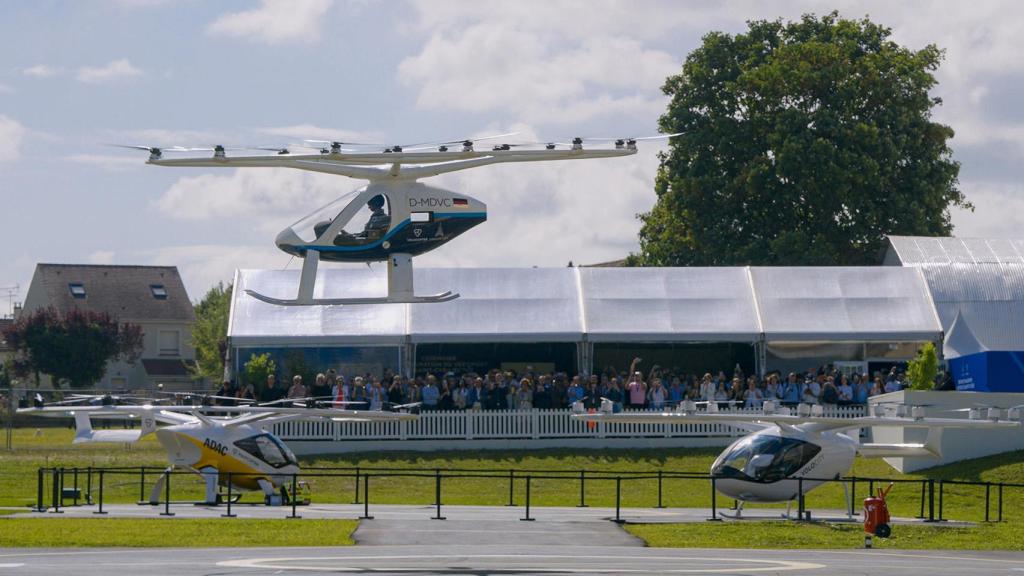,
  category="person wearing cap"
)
[363,194,390,237]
